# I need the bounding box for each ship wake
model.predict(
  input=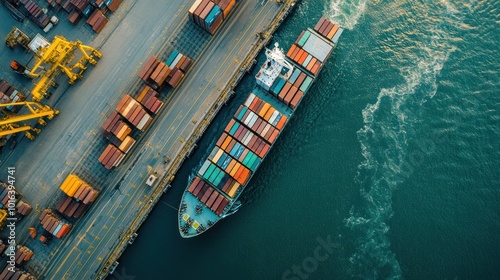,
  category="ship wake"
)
[324,0,367,30]
[345,1,465,278]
